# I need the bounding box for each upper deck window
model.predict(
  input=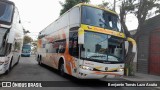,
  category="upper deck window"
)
[81,6,123,32]
[0,1,14,24]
